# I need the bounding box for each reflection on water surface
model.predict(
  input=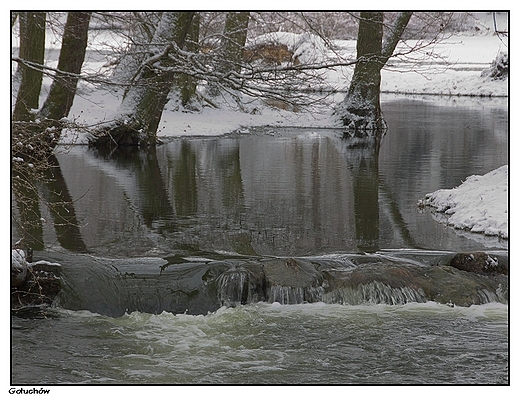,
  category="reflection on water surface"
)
[11,98,509,385]
[27,98,506,257]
